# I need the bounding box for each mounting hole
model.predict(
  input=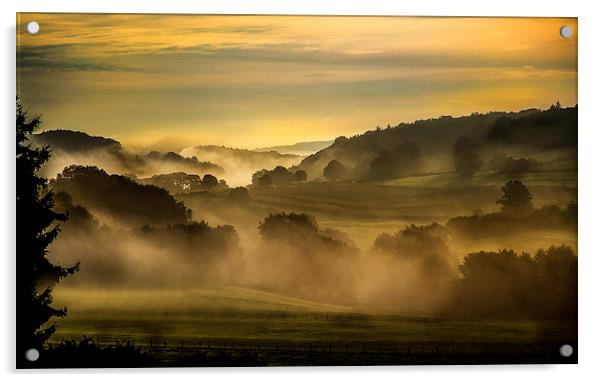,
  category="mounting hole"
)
[24,348,40,362]
[26,21,40,35]
[560,25,572,38]
[559,344,573,357]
